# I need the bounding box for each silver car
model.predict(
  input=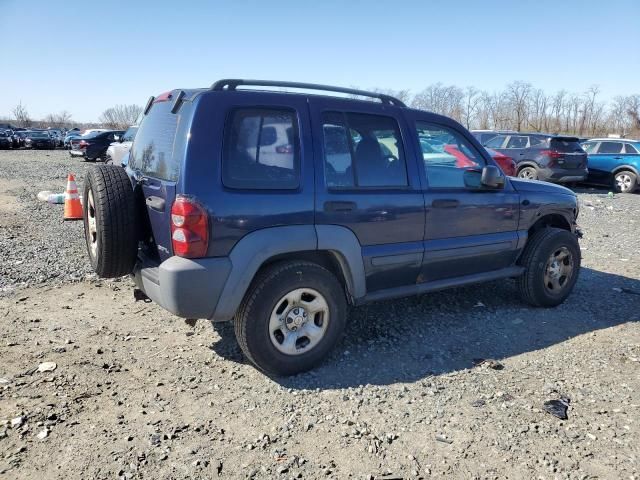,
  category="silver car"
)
[105,125,138,165]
